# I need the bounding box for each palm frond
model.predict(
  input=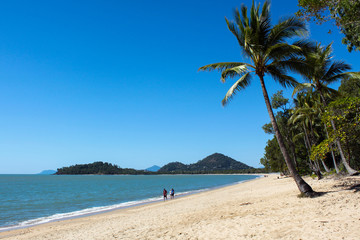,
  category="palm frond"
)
[346,72,360,80]
[292,83,314,97]
[198,62,247,72]
[240,5,249,28]
[267,65,299,88]
[292,132,305,142]
[258,3,272,48]
[267,16,307,47]
[220,64,249,83]
[226,18,245,49]
[319,84,339,97]
[273,58,309,76]
[266,43,302,61]
[222,73,252,106]
[293,40,317,52]
[260,0,270,21]
[322,61,352,82]
[325,72,354,85]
